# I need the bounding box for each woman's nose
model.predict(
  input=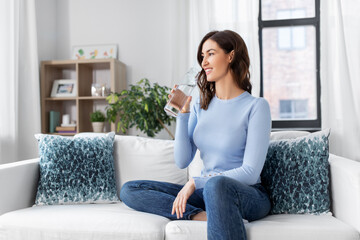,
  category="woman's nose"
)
[202,58,208,68]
